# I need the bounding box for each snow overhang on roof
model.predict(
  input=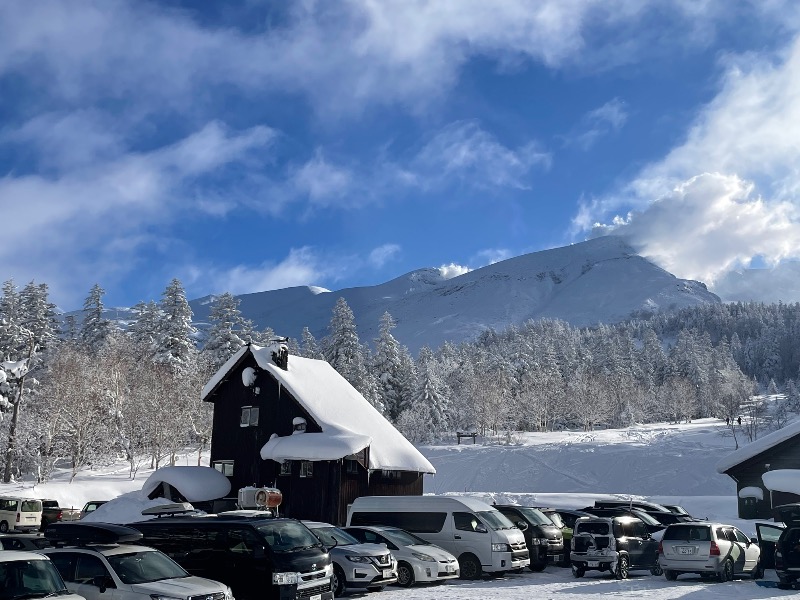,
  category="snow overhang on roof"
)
[716,419,800,474]
[738,486,764,500]
[763,470,800,495]
[260,429,372,462]
[141,466,231,502]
